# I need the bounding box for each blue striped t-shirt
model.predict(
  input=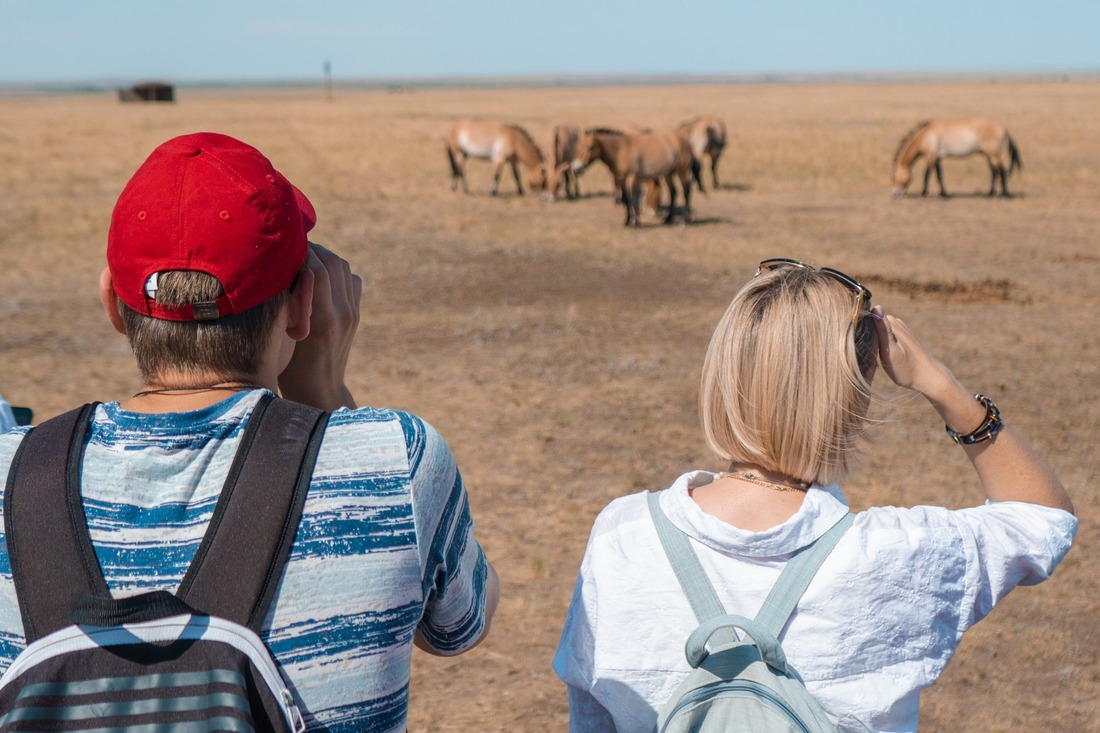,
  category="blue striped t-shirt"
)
[0,390,490,732]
